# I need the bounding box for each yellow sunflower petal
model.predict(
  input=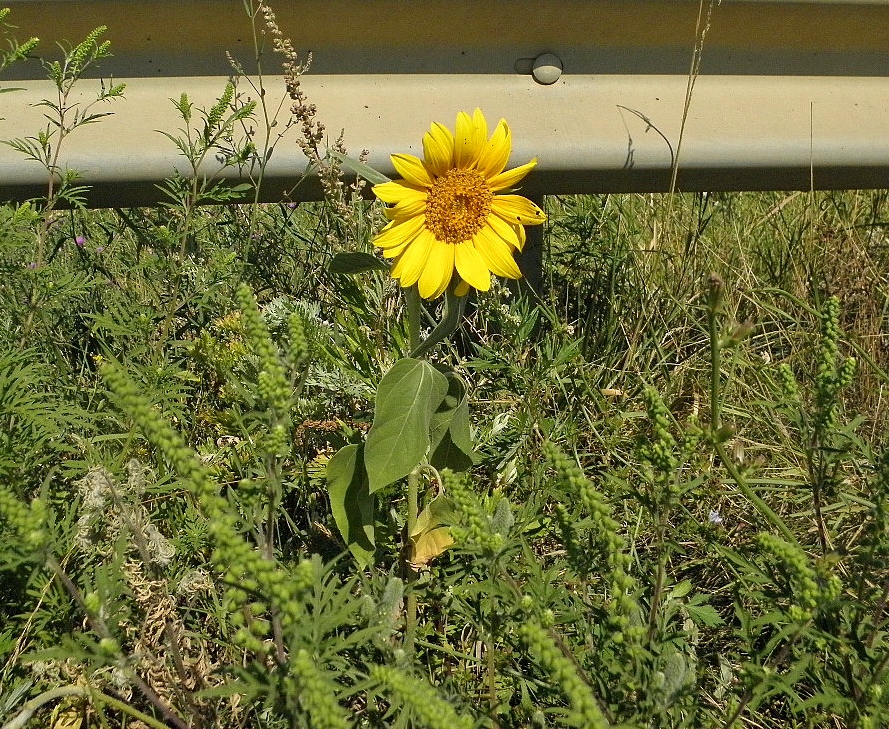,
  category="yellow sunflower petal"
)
[485,212,524,250]
[476,119,511,179]
[392,228,435,287]
[454,278,470,297]
[382,234,416,258]
[423,122,455,178]
[373,214,425,250]
[391,153,434,187]
[385,197,427,222]
[454,241,491,291]
[417,239,455,299]
[491,195,546,226]
[454,109,487,169]
[475,226,523,279]
[373,180,426,205]
[513,221,527,251]
[471,108,488,153]
[487,158,537,192]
